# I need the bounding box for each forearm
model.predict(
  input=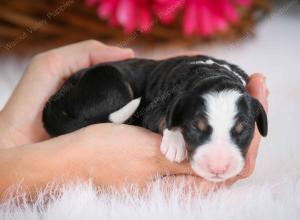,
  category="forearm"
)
[0,133,85,199]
